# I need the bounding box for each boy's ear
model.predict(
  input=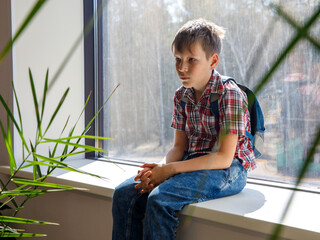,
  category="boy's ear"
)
[210,53,219,69]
